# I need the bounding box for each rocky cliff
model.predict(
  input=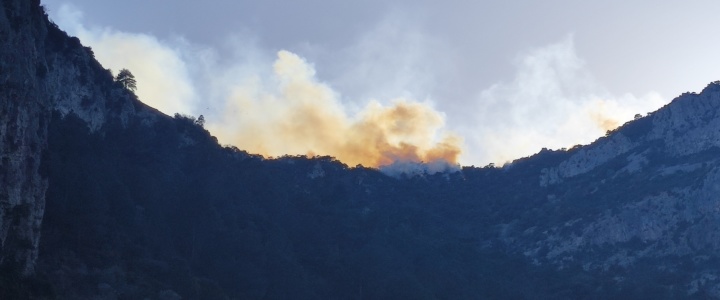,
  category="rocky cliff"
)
[1,0,53,276]
[519,82,720,295]
[4,0,720,298]
[0,0,146,275]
